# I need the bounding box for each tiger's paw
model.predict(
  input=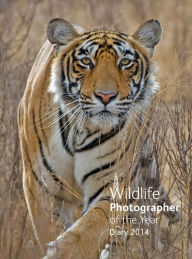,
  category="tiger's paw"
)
[99,243,110,259]
[43,231,79,259]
